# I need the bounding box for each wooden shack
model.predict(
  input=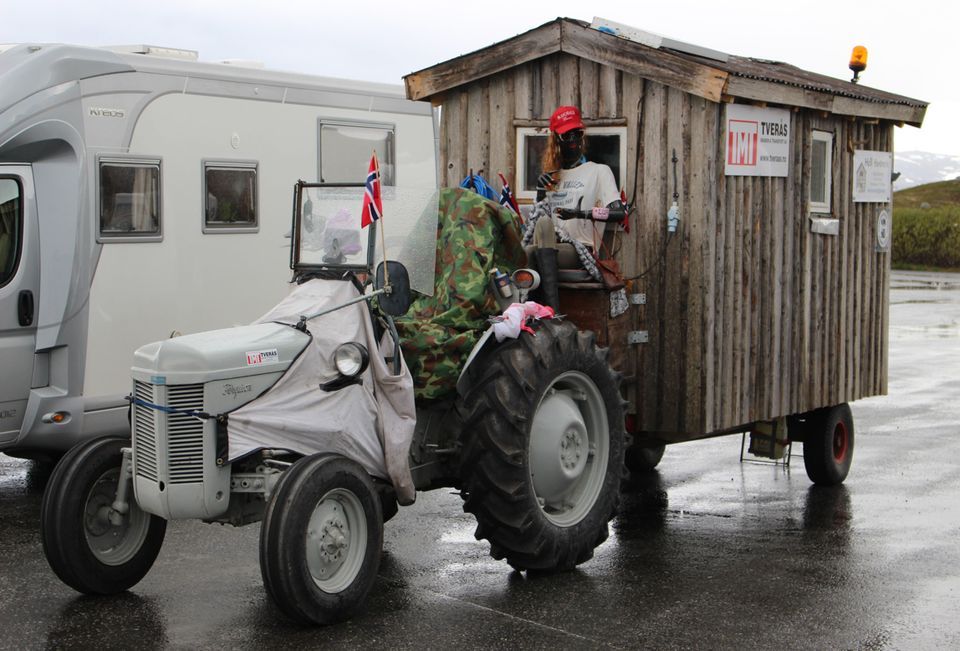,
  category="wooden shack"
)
[403,17,927,441]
